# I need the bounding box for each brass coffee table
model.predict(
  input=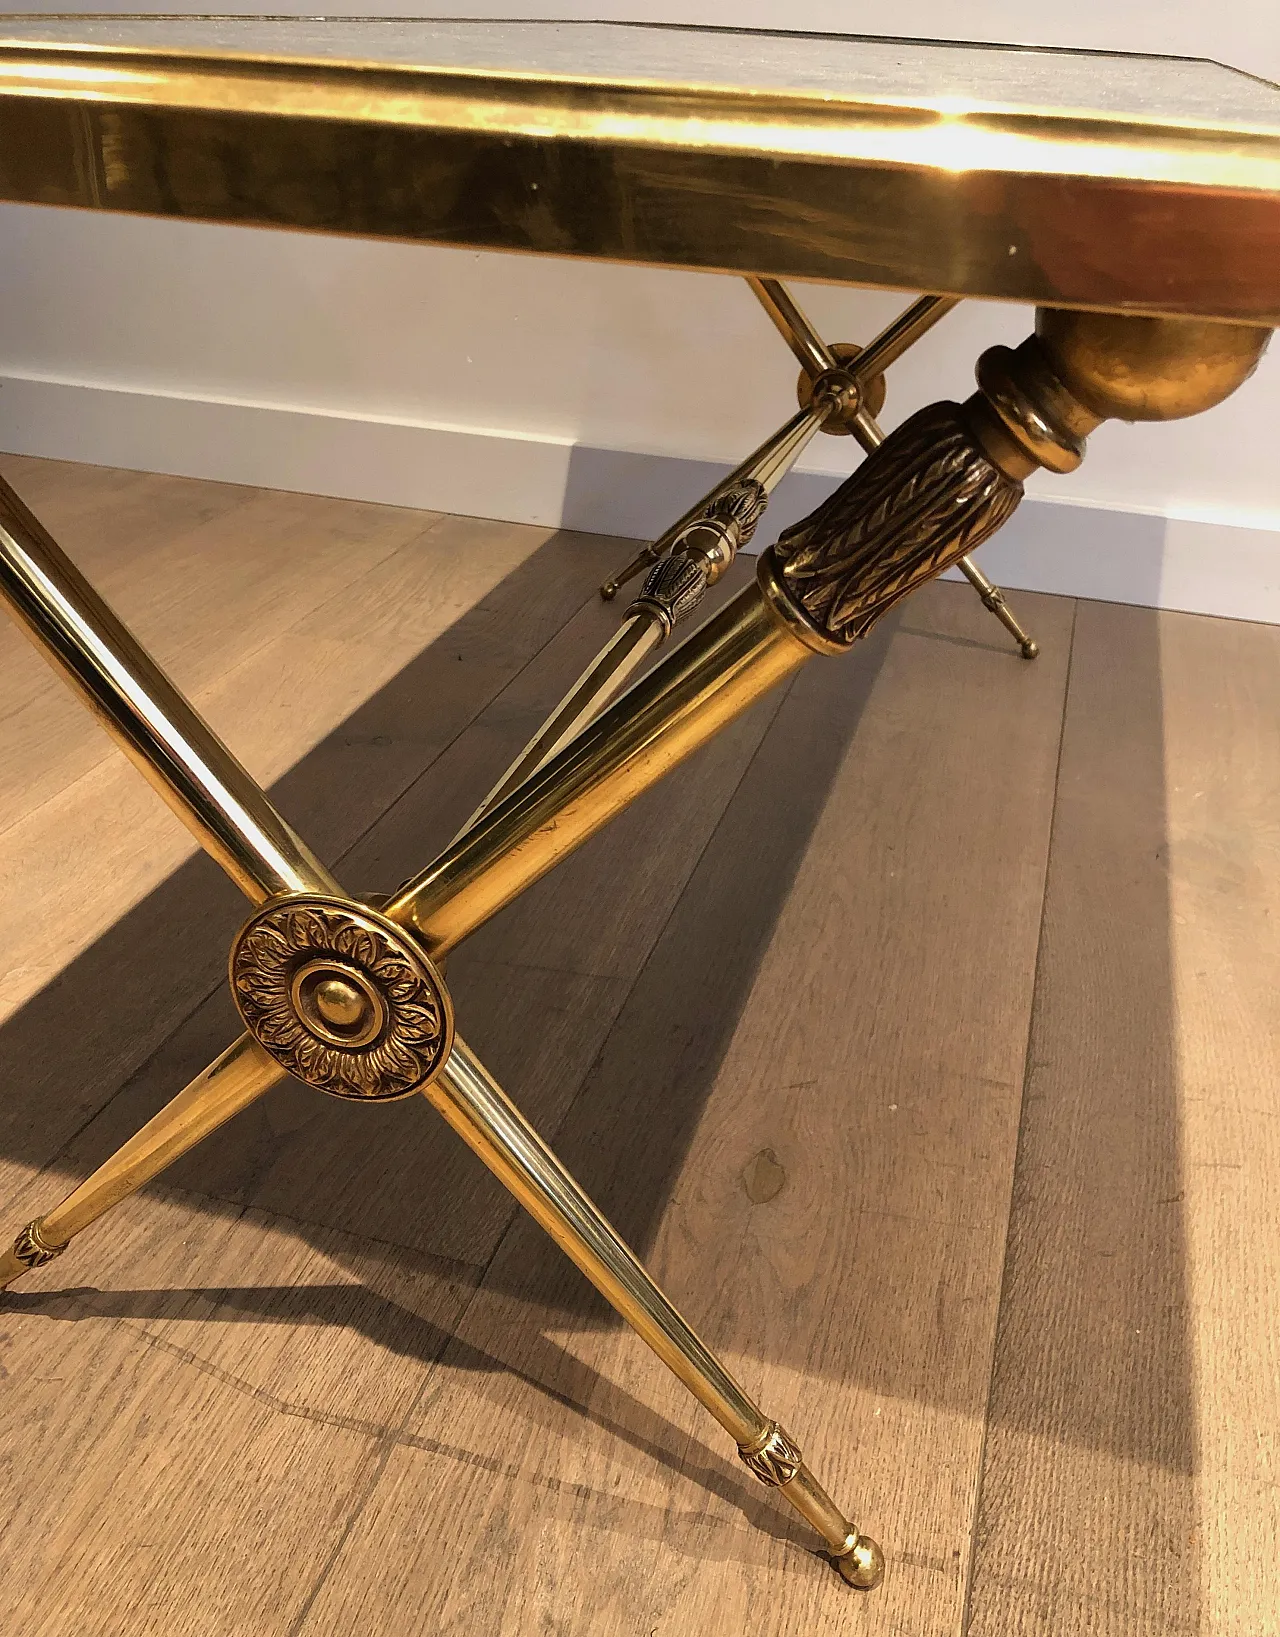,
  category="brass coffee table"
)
[1,17,1277,1596]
